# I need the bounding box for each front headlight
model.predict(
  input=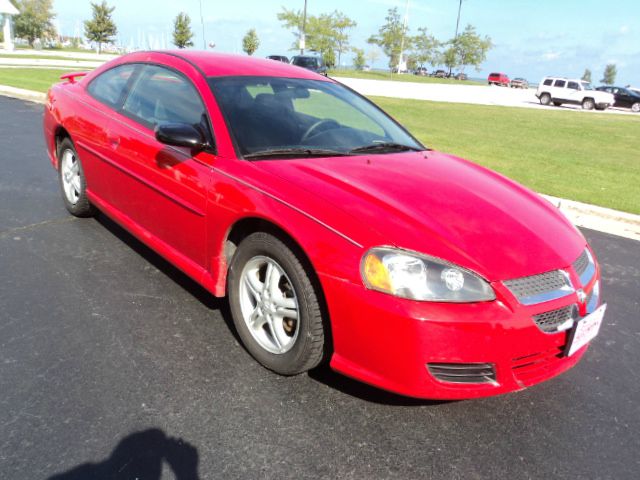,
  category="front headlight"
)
[361,247,495,302]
